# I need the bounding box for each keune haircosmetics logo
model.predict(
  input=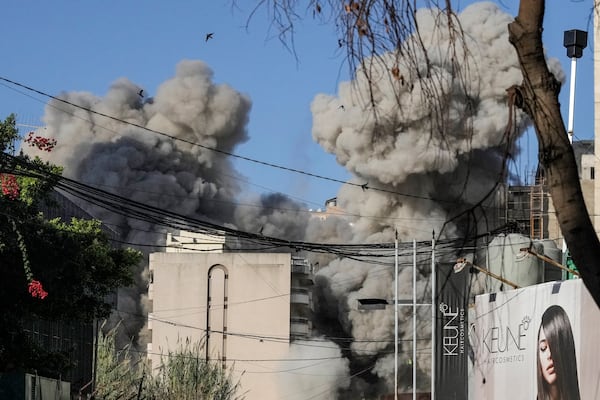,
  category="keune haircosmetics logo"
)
[480,316,531,364]
[439,302,466,356]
